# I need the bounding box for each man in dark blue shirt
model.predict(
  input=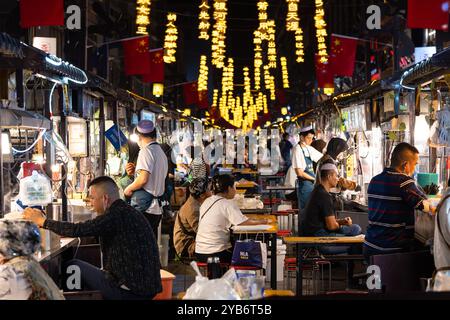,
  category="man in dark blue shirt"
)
[364,142,434,262]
